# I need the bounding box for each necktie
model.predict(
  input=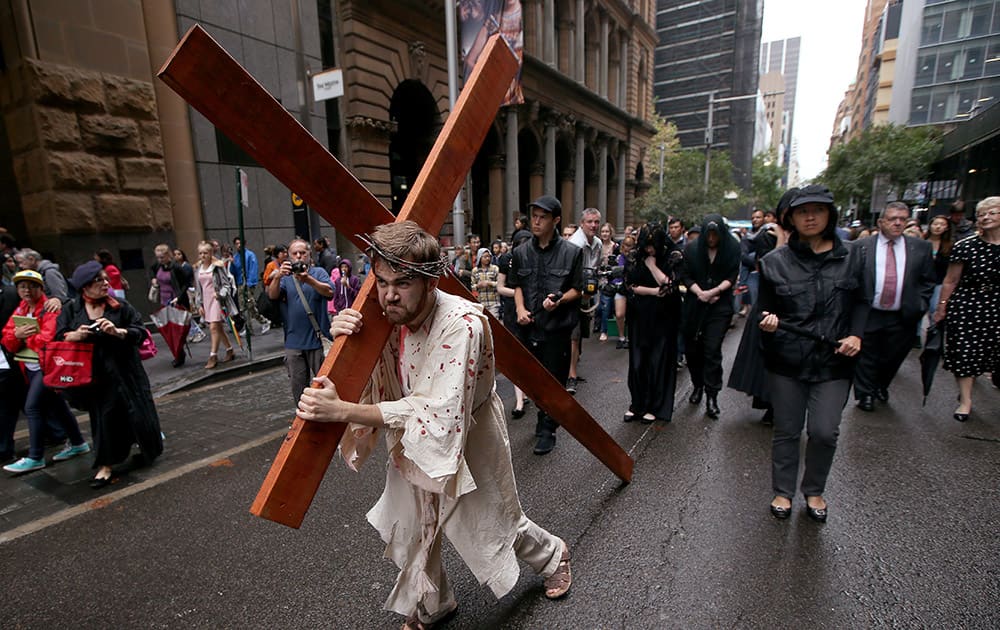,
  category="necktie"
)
[881,239,897,309]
